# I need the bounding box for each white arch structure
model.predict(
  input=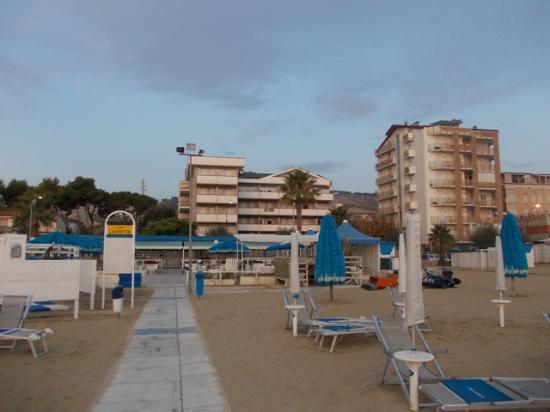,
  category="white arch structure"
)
[102,210,136,309]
